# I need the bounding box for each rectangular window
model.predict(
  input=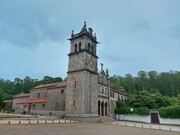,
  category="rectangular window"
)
[74,81,76,88]
[37,93,40,98]
[33,104,35,108]
[61,89,64,93]
[110,92,112,97]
